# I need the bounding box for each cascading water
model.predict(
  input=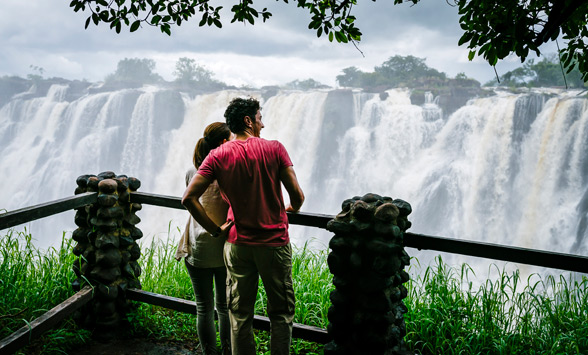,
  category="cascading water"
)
[1,83,587,277]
